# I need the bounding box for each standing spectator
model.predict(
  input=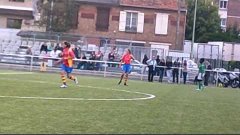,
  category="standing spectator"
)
[182,60,188,84]
[204,61,212,86]
[142,54,149,74]
[26,46,32,64]
[166,57,173,83]
[108,50,115,67]
[147,56,157,82]
[73,45,81,59]
[172,58,180,83]
[159,58,166,82]
[96,50,103,71]
[155,55,160,76]
[77,53,87,70]
[40,43,48,54]
[89,51,96,70]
